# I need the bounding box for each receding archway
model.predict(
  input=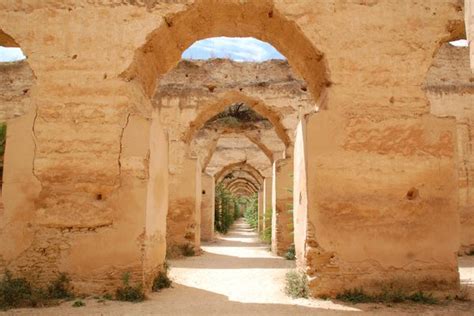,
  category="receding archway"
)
[123,0,328,103]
